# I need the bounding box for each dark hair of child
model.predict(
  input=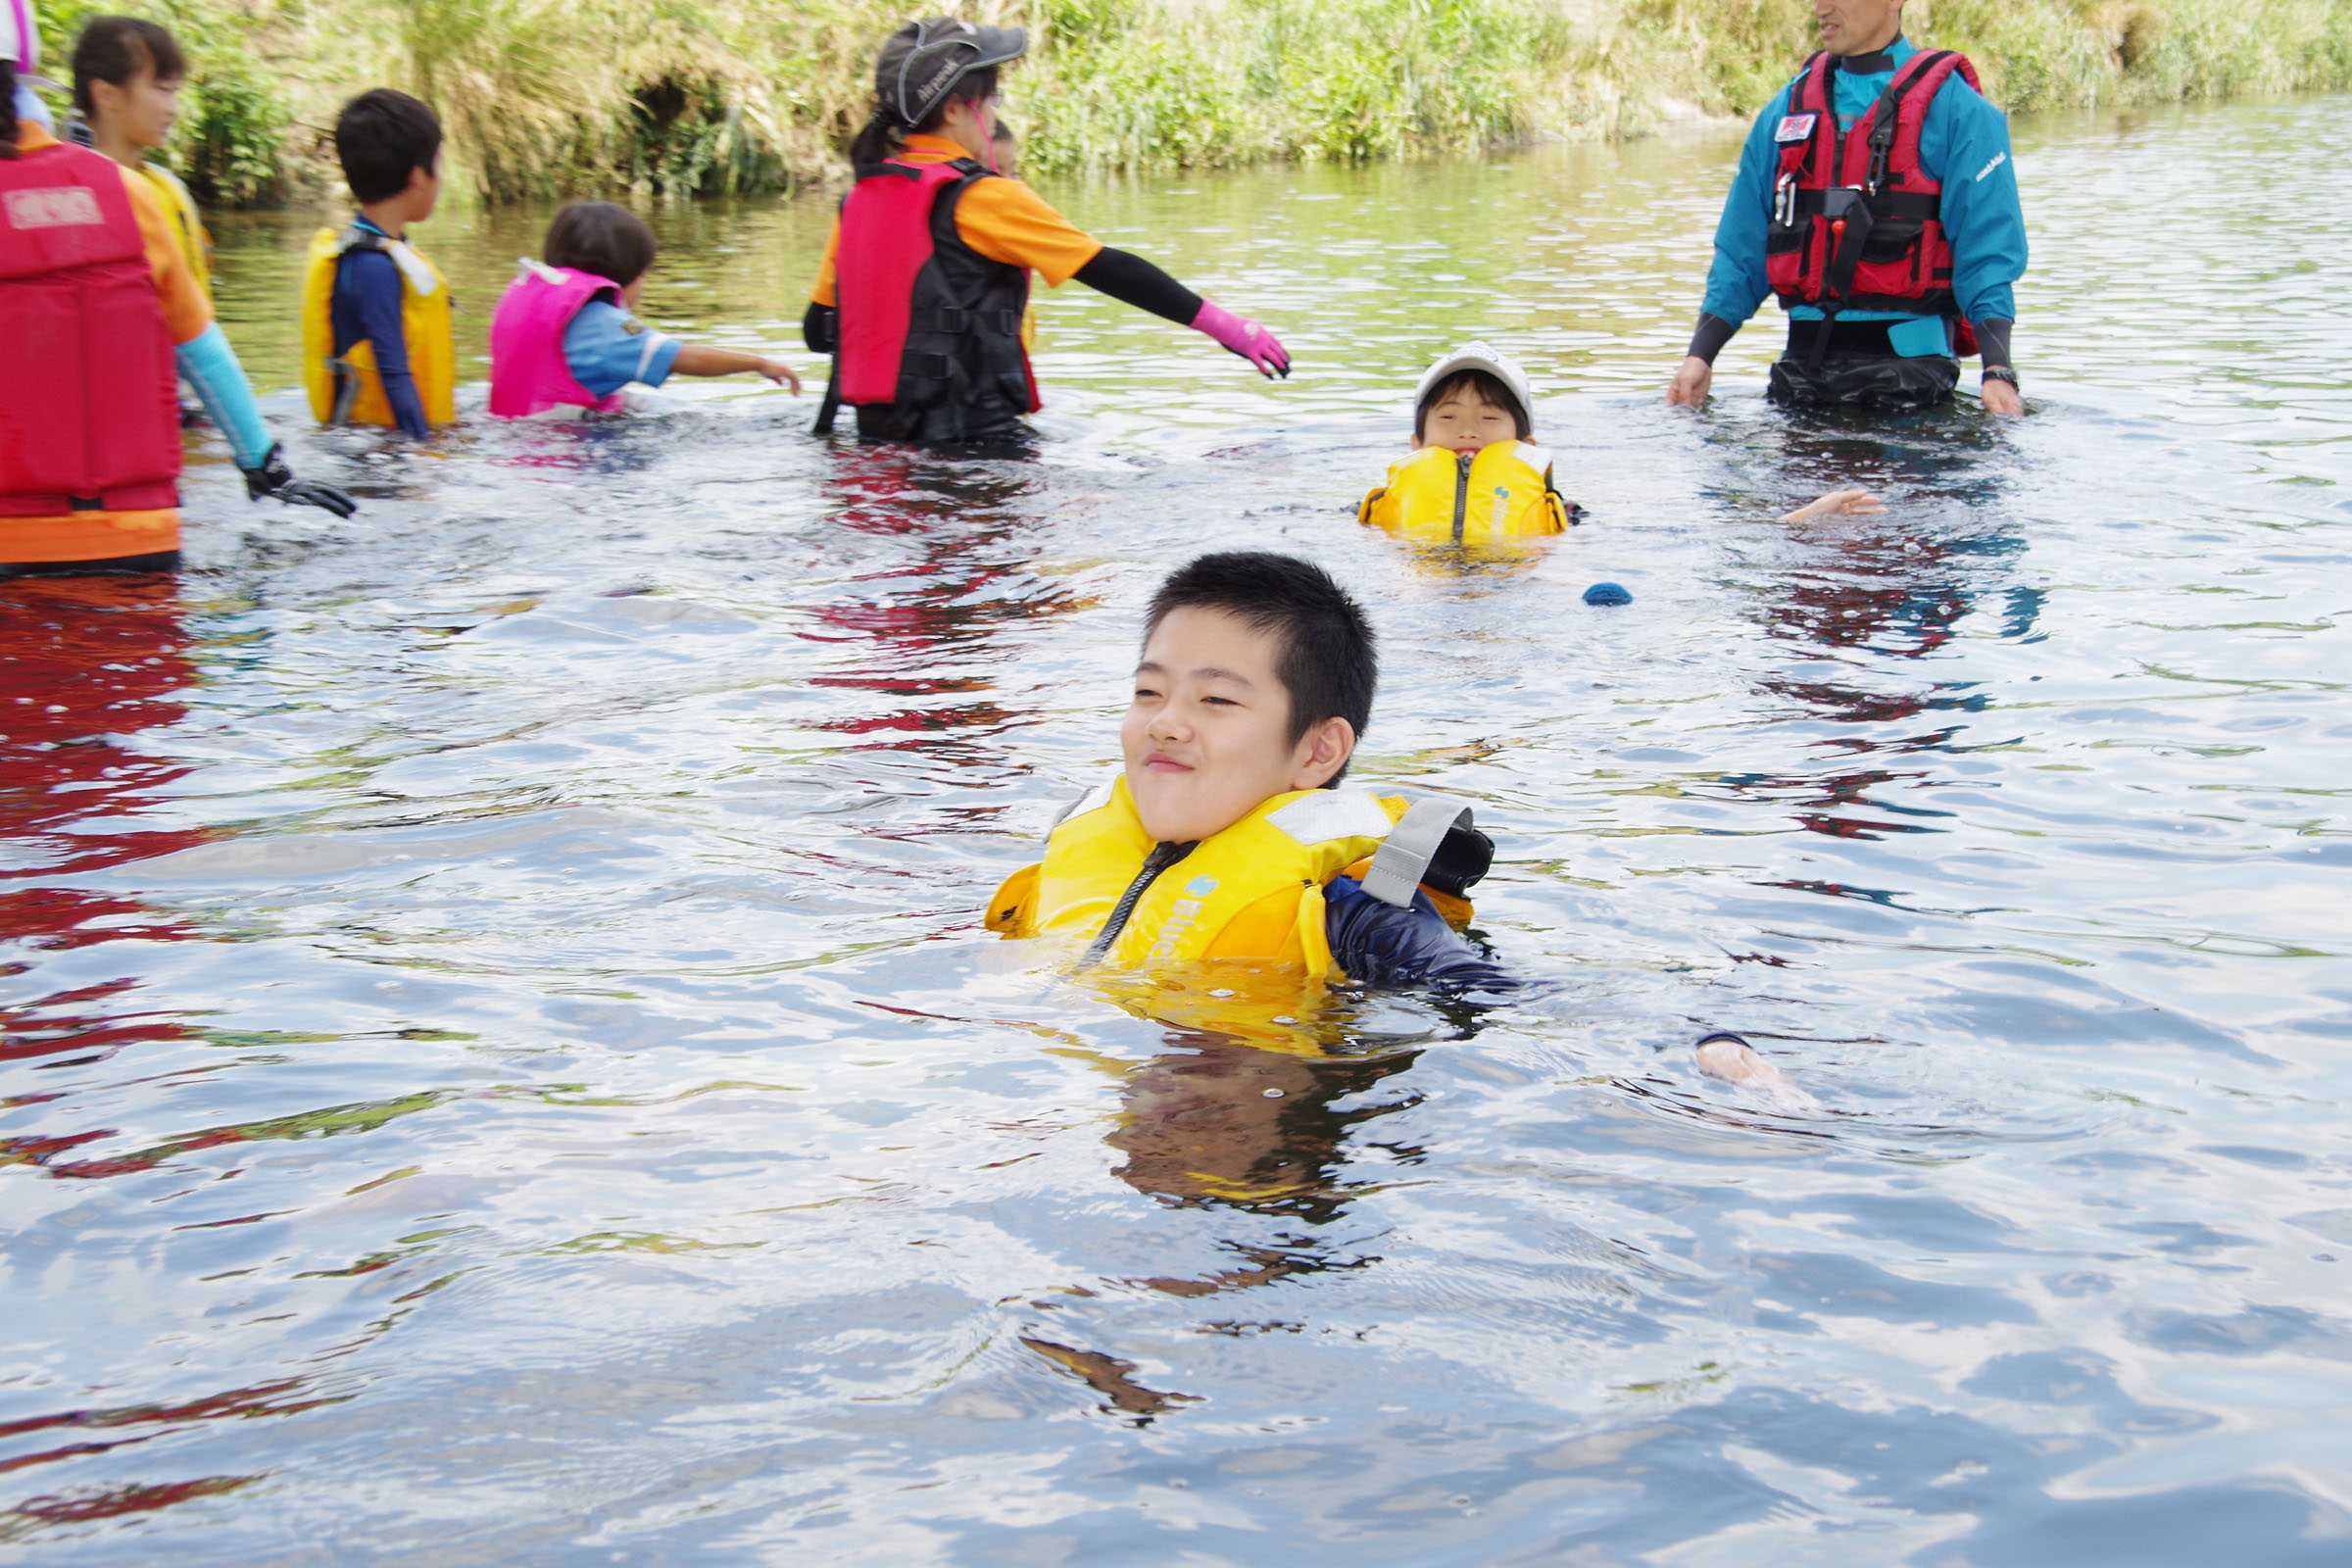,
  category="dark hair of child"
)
[848,64,1000,167]
[1413,368,1531,442]
[545,201,657,287]
[71,16,187,116]
[335,87,442,205]
[1145,552,1377,781]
